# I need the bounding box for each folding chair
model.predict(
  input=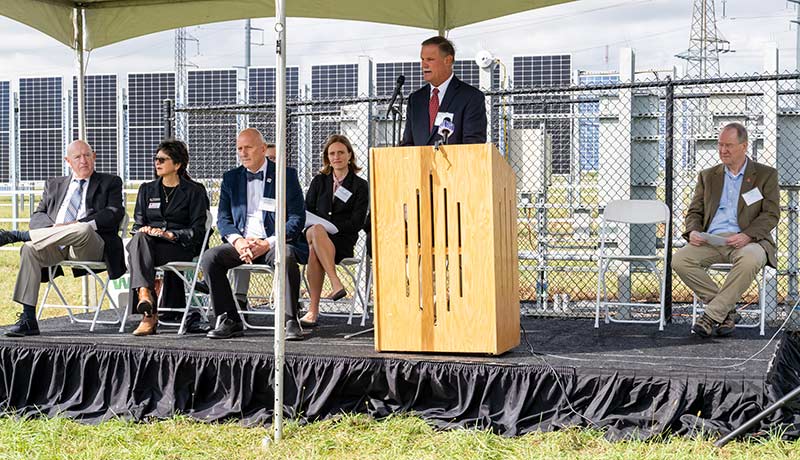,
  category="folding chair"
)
[301,237,371,326]
[595,199,670,330]
[39,214,130,332]
[230,263,277,330]
[155,207,216,335]
[691,264,767,336]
